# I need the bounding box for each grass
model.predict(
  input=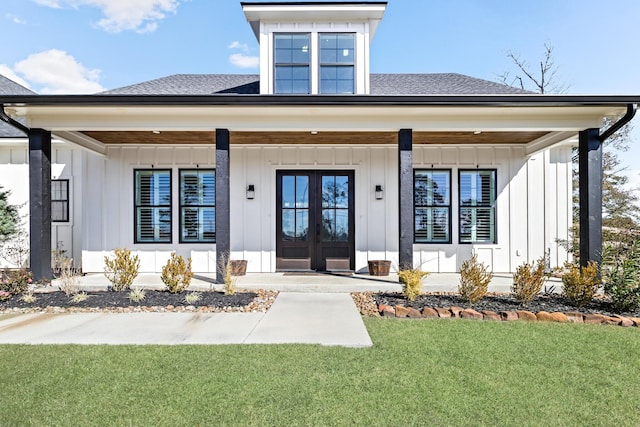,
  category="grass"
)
[0,319,639,426]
